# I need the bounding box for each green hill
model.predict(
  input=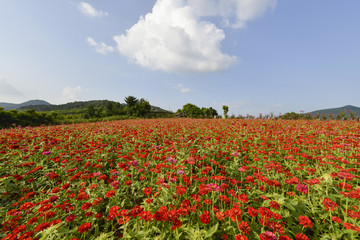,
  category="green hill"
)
[307,105,360,118]
[18,100,168,113]
[0,99,51,110]
[19,100,119,112]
